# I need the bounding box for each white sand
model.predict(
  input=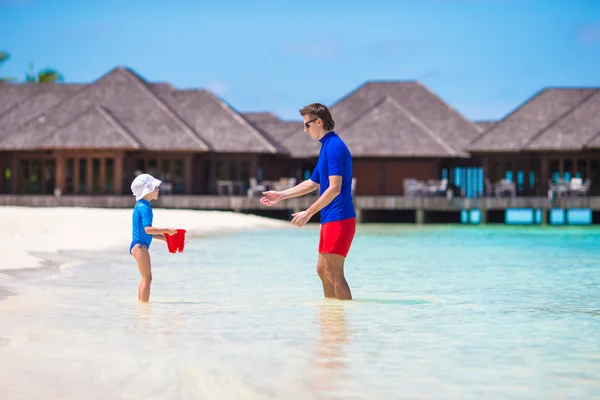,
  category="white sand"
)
[0,206,290,271]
